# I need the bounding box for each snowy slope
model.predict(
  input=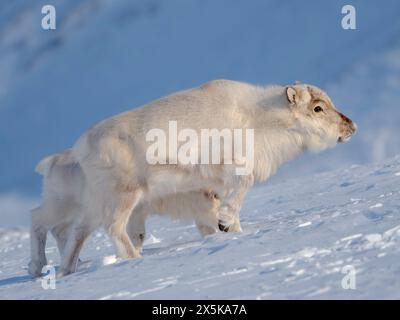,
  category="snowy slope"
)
[1,156,399,299]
